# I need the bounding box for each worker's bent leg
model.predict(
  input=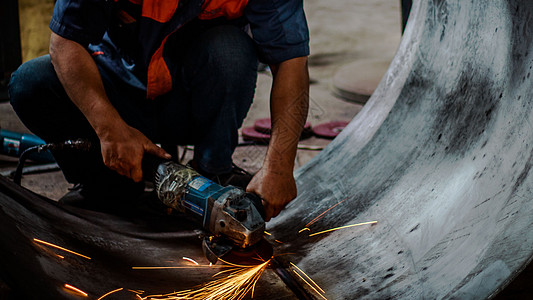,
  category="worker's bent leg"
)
[161,25,258,175]
[9,55,100,184]
[8,55,144,197]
